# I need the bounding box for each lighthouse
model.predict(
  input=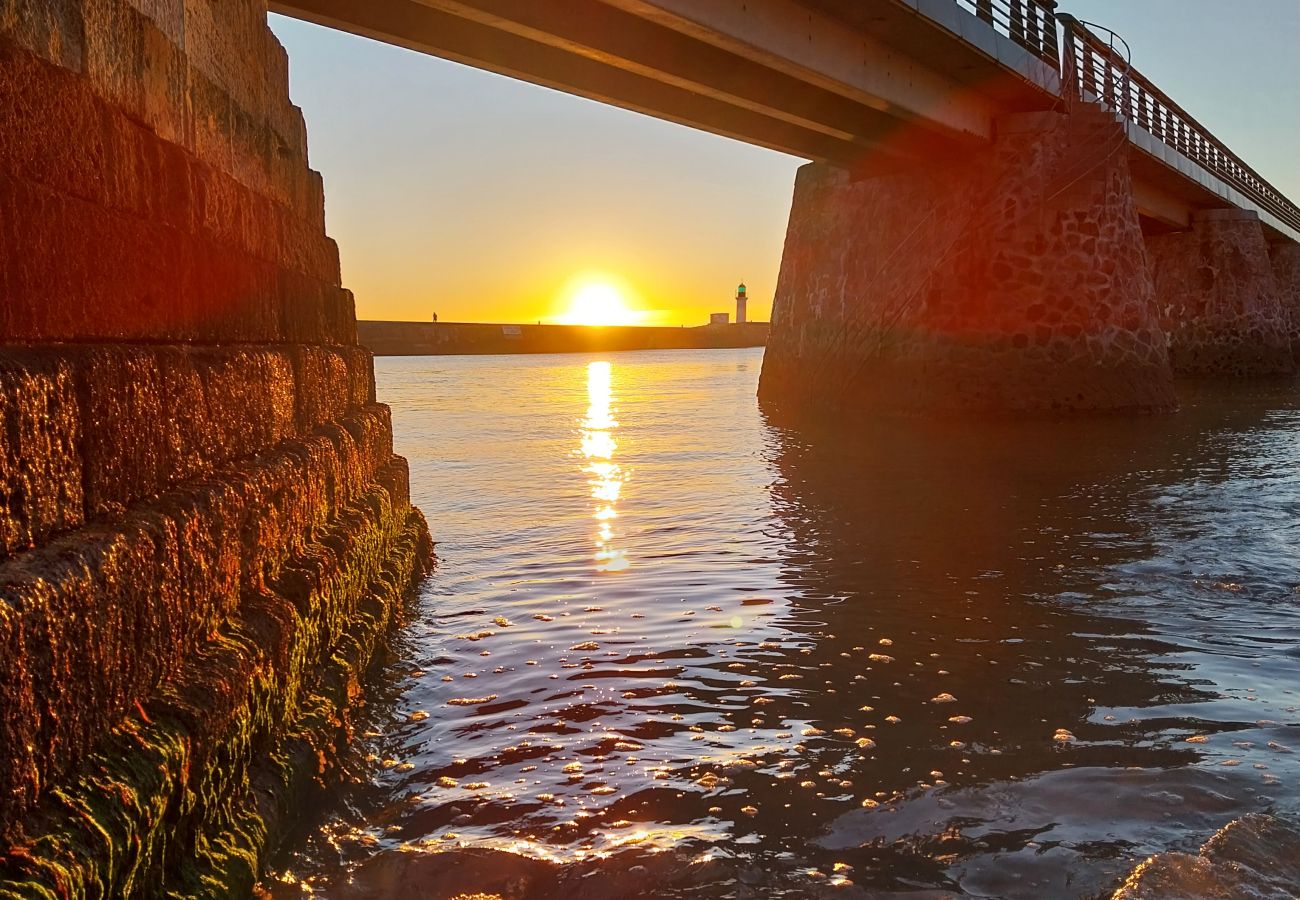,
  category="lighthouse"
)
[735,282,748,325]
